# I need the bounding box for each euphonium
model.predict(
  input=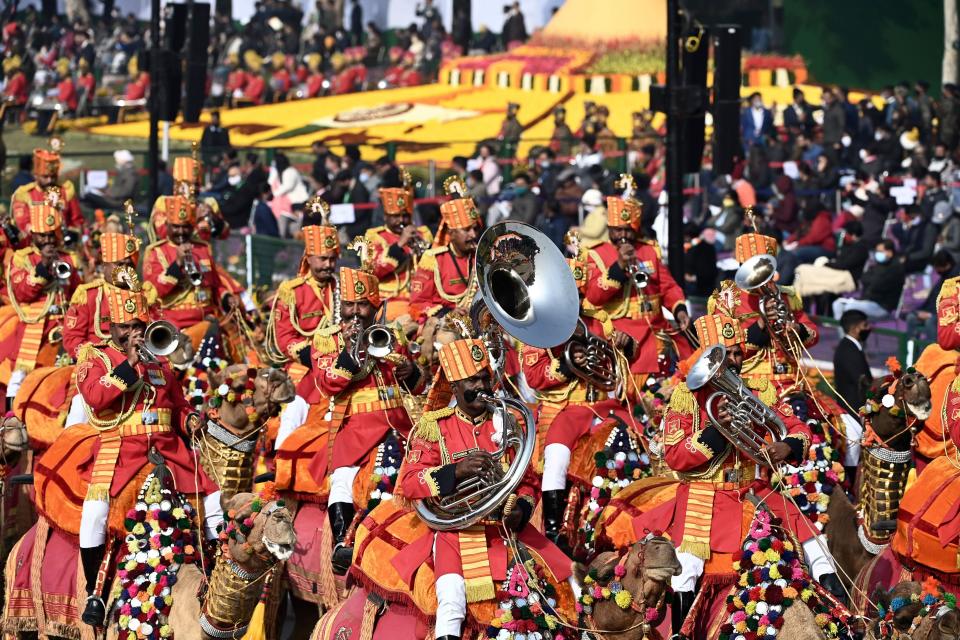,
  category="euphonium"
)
[685,344,788,467]
[414,391,536,531]
[735,254,790,333]
[562,318,618,391]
